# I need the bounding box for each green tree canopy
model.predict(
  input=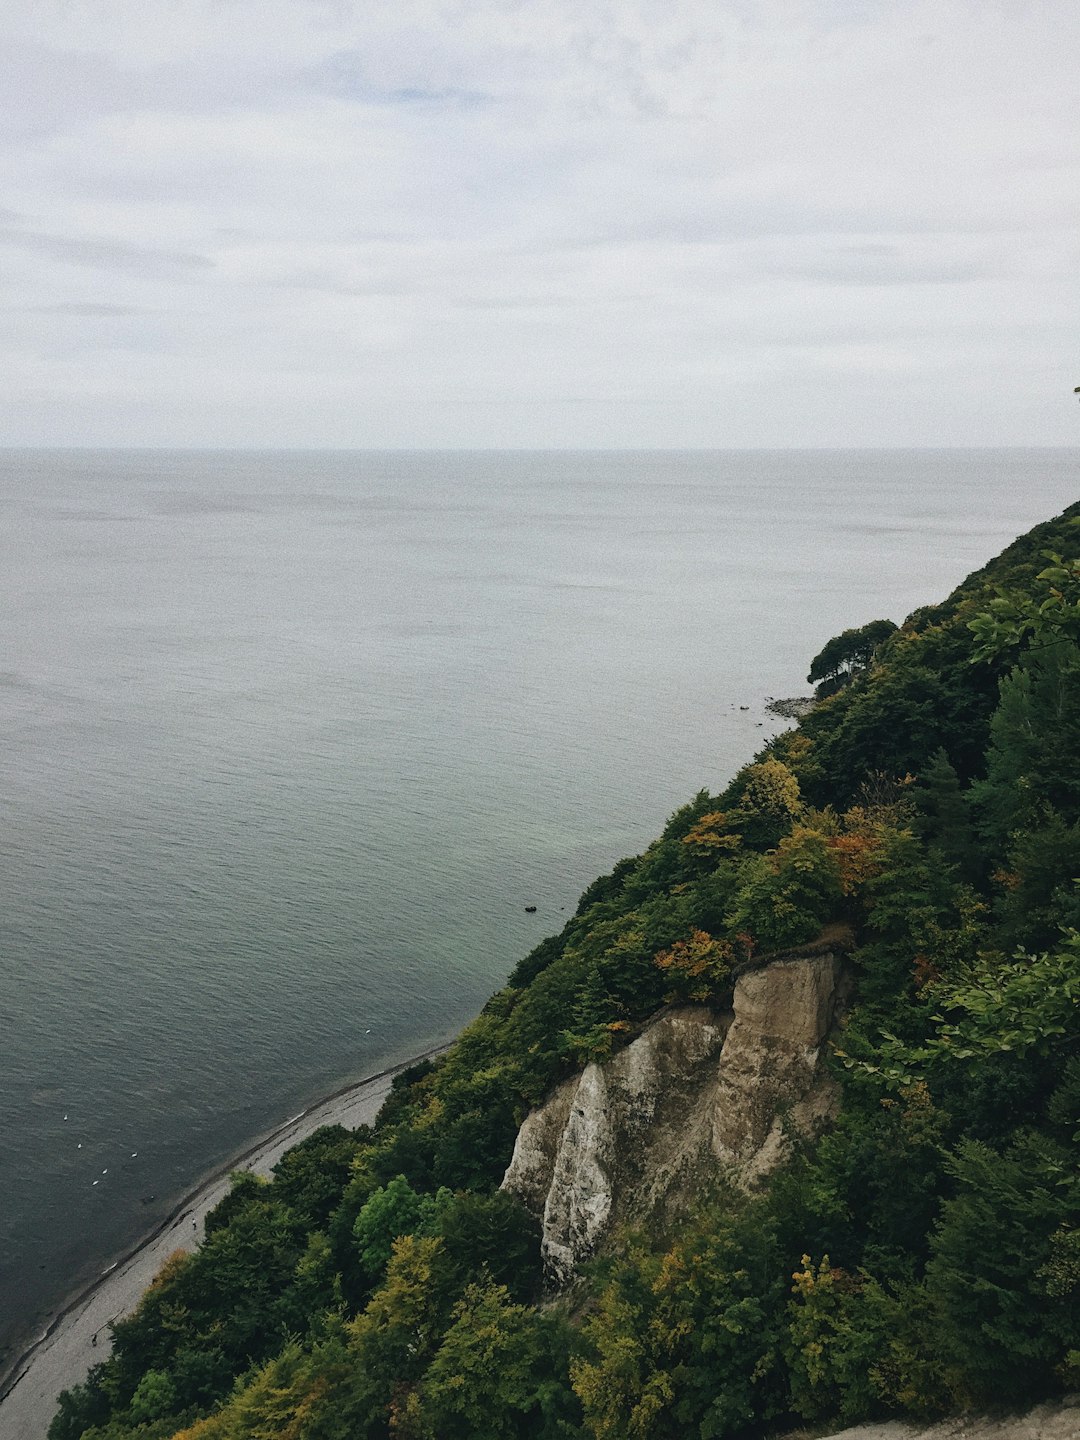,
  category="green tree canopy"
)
[807,619,898,697]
